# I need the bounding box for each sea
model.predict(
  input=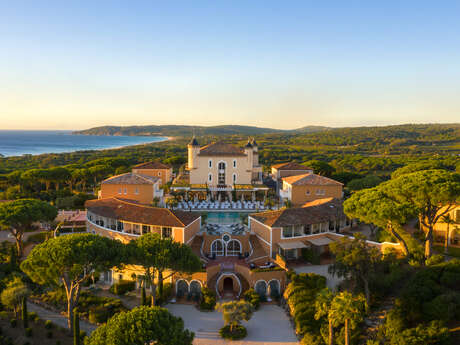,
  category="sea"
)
[0,130,167,157]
